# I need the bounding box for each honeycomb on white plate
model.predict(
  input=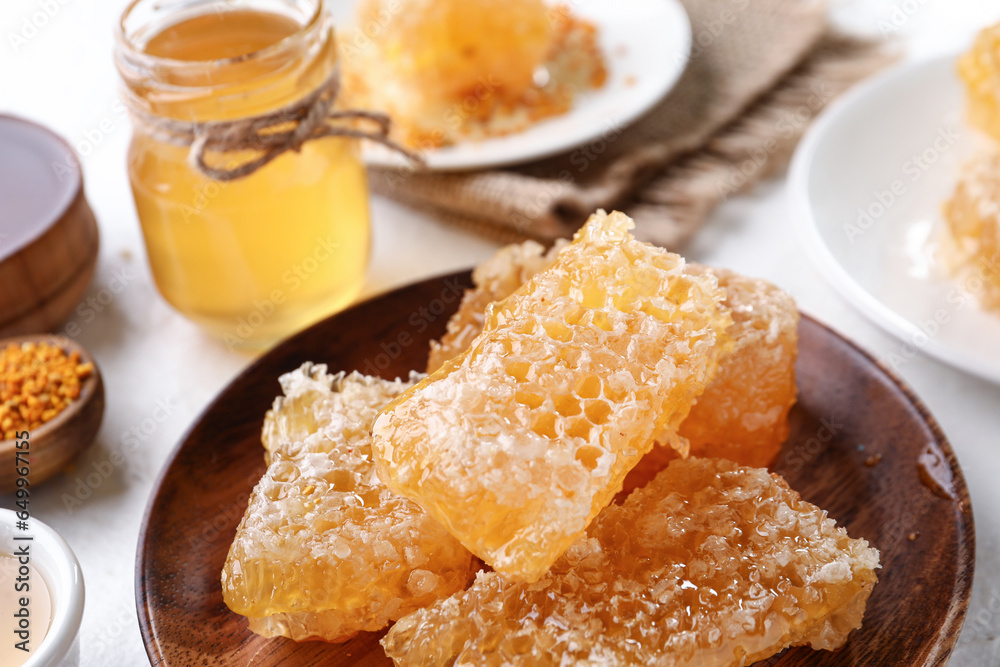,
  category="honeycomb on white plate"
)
[343,0,606,147]
[372,211,732,582]
[382,457,880,666]
[221,365,475,641]
[958,21,1000,142]
[353,0,550,106]
[940,150,1000,312]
